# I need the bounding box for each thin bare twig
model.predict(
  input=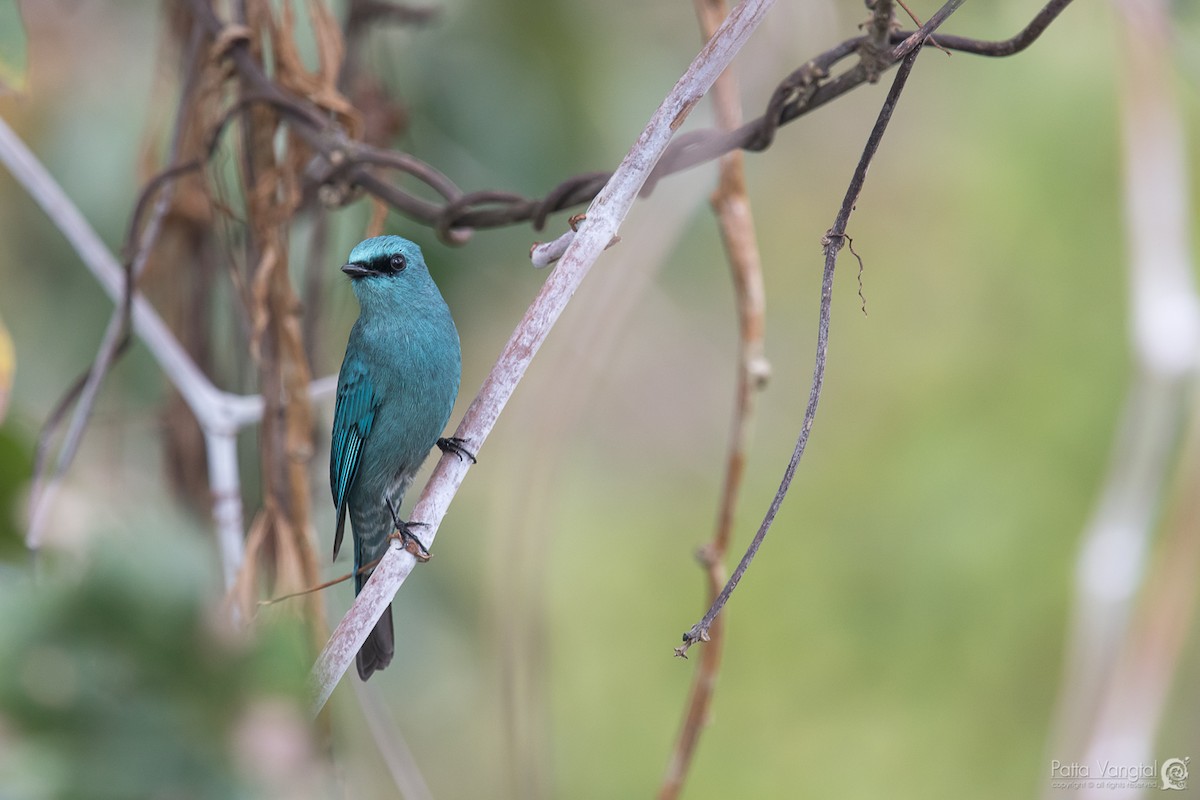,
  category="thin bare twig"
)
[181,0,1075,242]
[677,0,953,652]
[656,0,1073,180]
[307,0,777,714]
[259,553,389,606]
[914,0,1074,58]
[893,0,950,55]
[658,0,768,797]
